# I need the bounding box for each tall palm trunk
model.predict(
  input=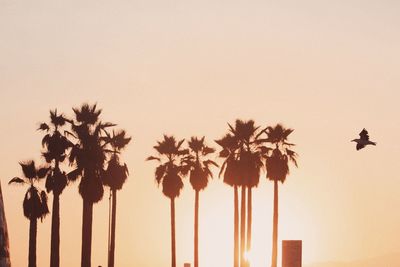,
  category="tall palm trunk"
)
[240,186,246,267]
[194,190,199,267]
[234,186,239,267]
[170,198,176,267]
[81,200,93,267]
[28,218,37,267]
[271,181,278,267]
[108,189,117,267]
[50,193,60,267]
[247,187,252,266]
